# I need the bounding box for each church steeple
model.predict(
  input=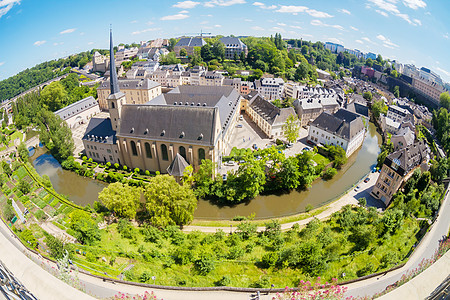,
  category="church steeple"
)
[109,27,120,94]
